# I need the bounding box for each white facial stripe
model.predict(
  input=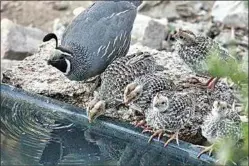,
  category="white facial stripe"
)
[55,49,73,57]
[64,59,71,75]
